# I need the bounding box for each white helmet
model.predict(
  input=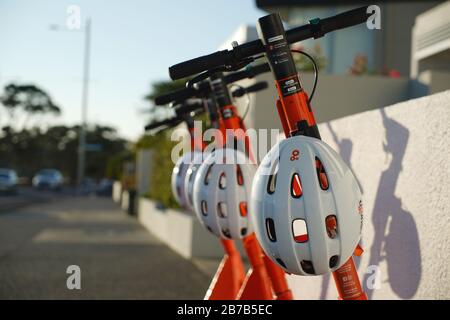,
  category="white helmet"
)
[193,148,256,239]
[250,135,363,276]
[184,151,206,212]
[171,151,202,208]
